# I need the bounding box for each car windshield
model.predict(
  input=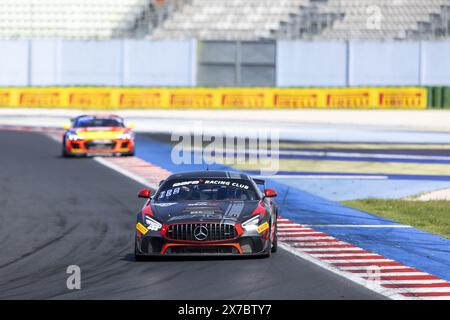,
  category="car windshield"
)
[74,118,124,128]
[155,178,259,202]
